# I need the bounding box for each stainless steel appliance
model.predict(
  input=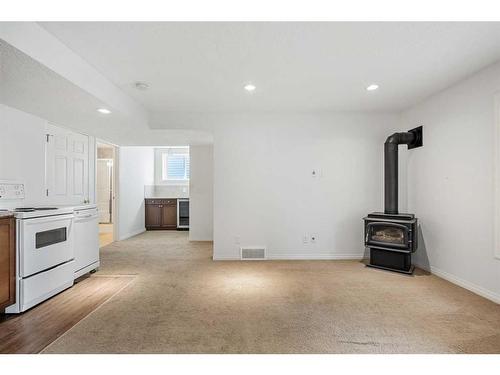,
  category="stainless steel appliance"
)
[177,199,189,229]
